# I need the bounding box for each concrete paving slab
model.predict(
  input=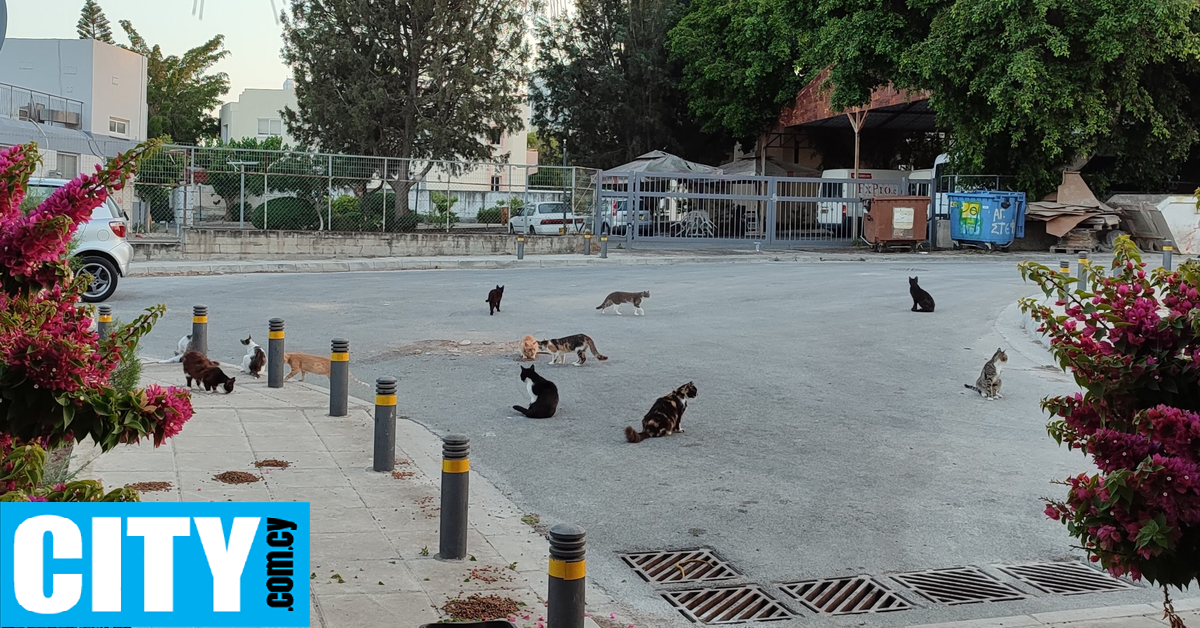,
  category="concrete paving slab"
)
[1031,603,1162,623]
